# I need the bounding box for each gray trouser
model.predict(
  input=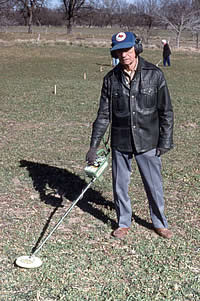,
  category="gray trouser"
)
[112,148,168,229]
